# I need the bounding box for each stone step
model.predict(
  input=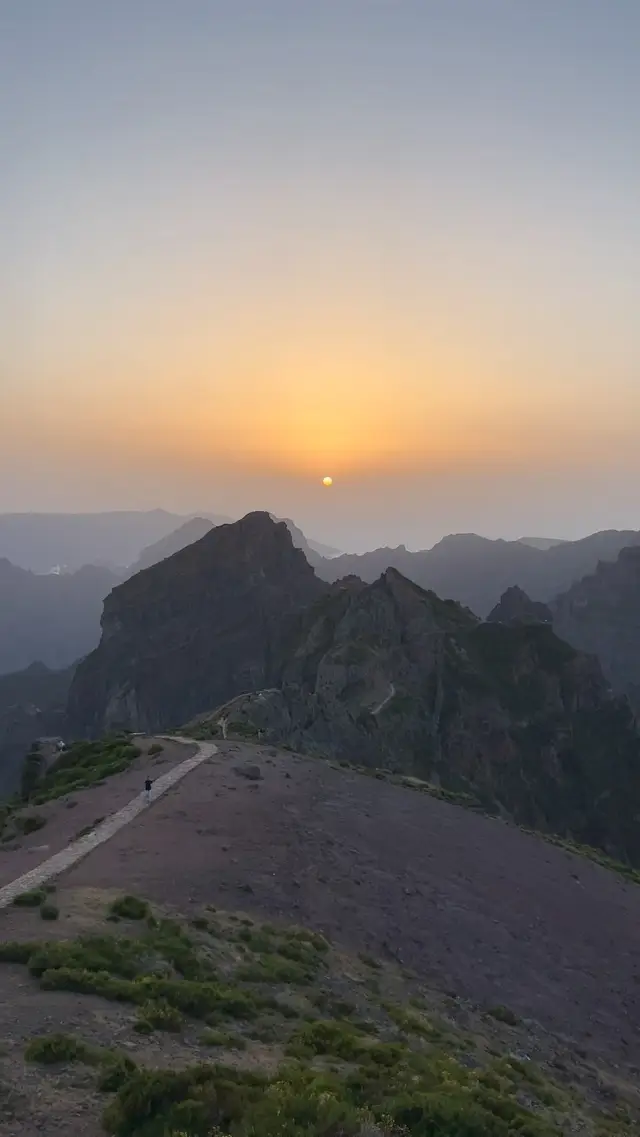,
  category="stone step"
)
[0,737,217,909]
